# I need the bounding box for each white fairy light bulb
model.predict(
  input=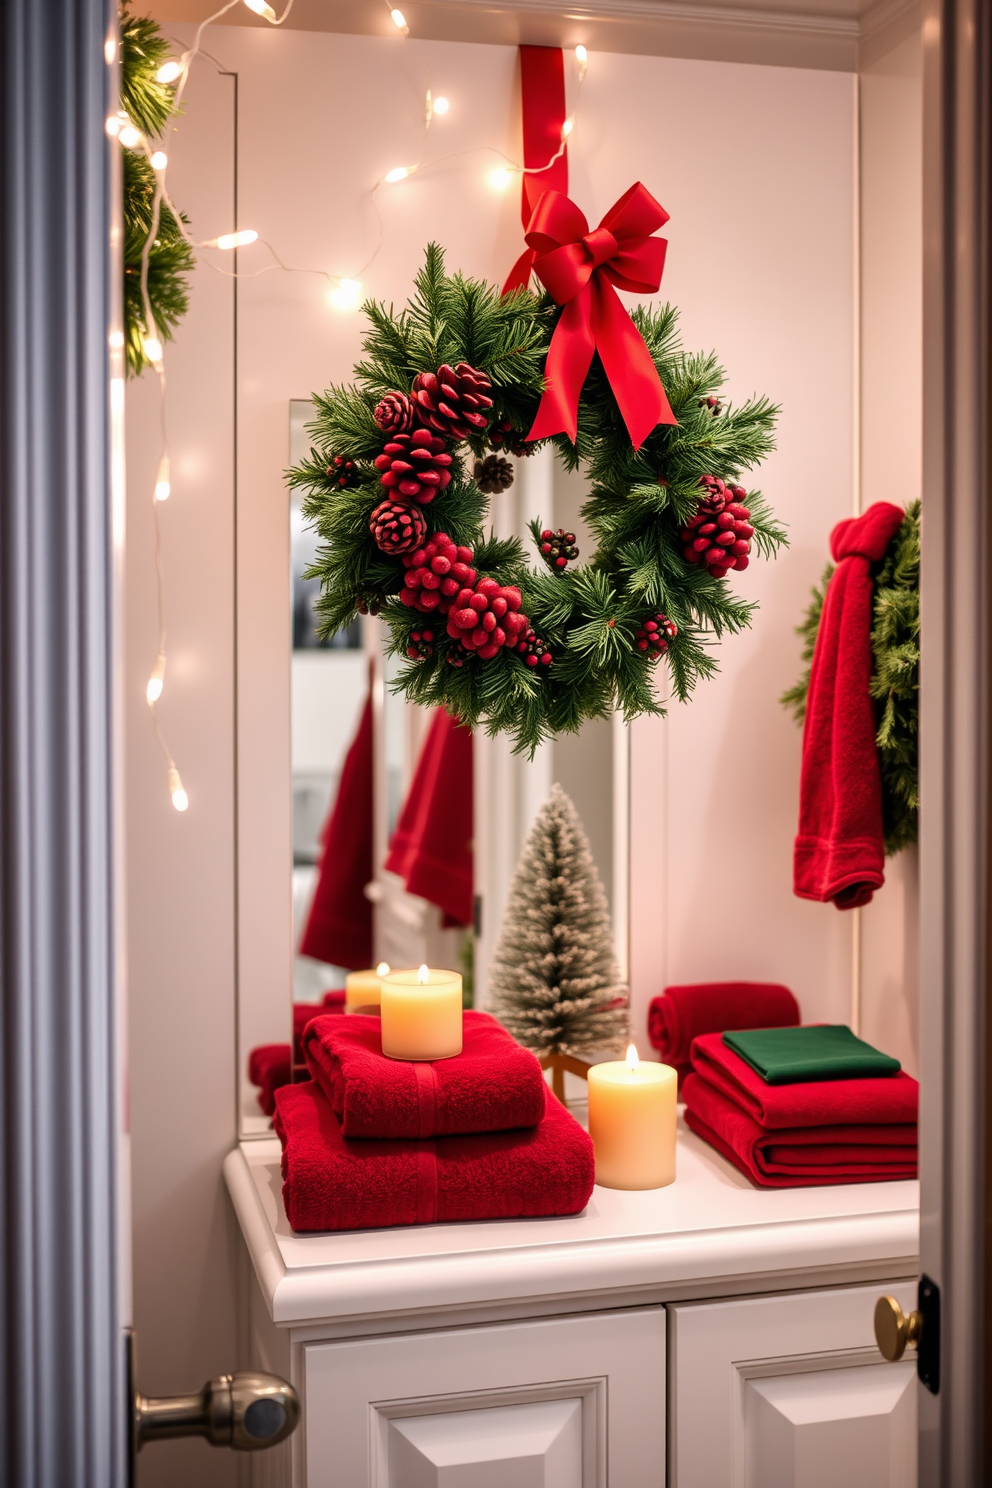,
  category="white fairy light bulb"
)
[575,44,588,77]
[109,329,124,351]
[156,59,183,84]
[432,95,449,114]
[489,166,515,190]
[154,454,171,501]
[207,229,259,250]
[150,150,168,171]
[168,765,189,812]
[119,124,142,149]
[384,166,413,183]
[243,0,277,19]
[390,7,409,30]
[104,36,117,64]
[143,334,164,365]
[105,115,122,137]
[146,653,166,703]
[561,116,574,139]
[329,278,362,311]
